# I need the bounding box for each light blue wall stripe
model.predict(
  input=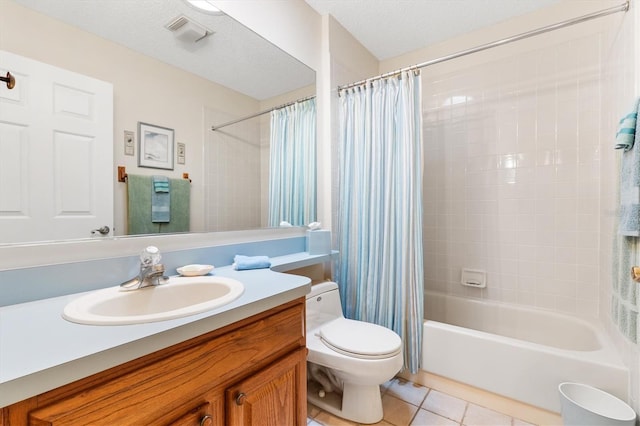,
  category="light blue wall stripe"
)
[0,237,305,307]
